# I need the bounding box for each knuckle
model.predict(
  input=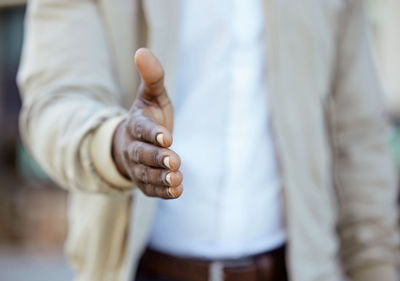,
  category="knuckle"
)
[125,166,136,180]
[134,122,144,139]
[130,142,142,162]
[144,184,155,197]
[153,149,162,166]
[132,166,139,180]
[133,165,146,182]
[149,168,161,184]
[148,76,164,90]
[141,165,149,183]
[154,185,163,197]
[122,147,130,162]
